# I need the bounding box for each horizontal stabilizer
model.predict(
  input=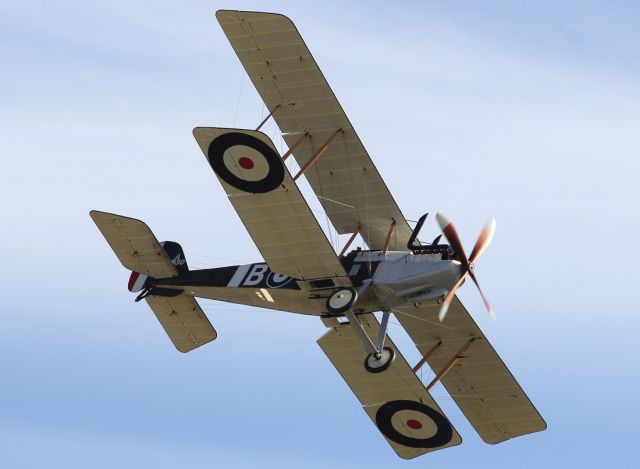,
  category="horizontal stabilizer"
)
[317,314,461,459]
[90,210,178,279]
[146,294,217,353]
